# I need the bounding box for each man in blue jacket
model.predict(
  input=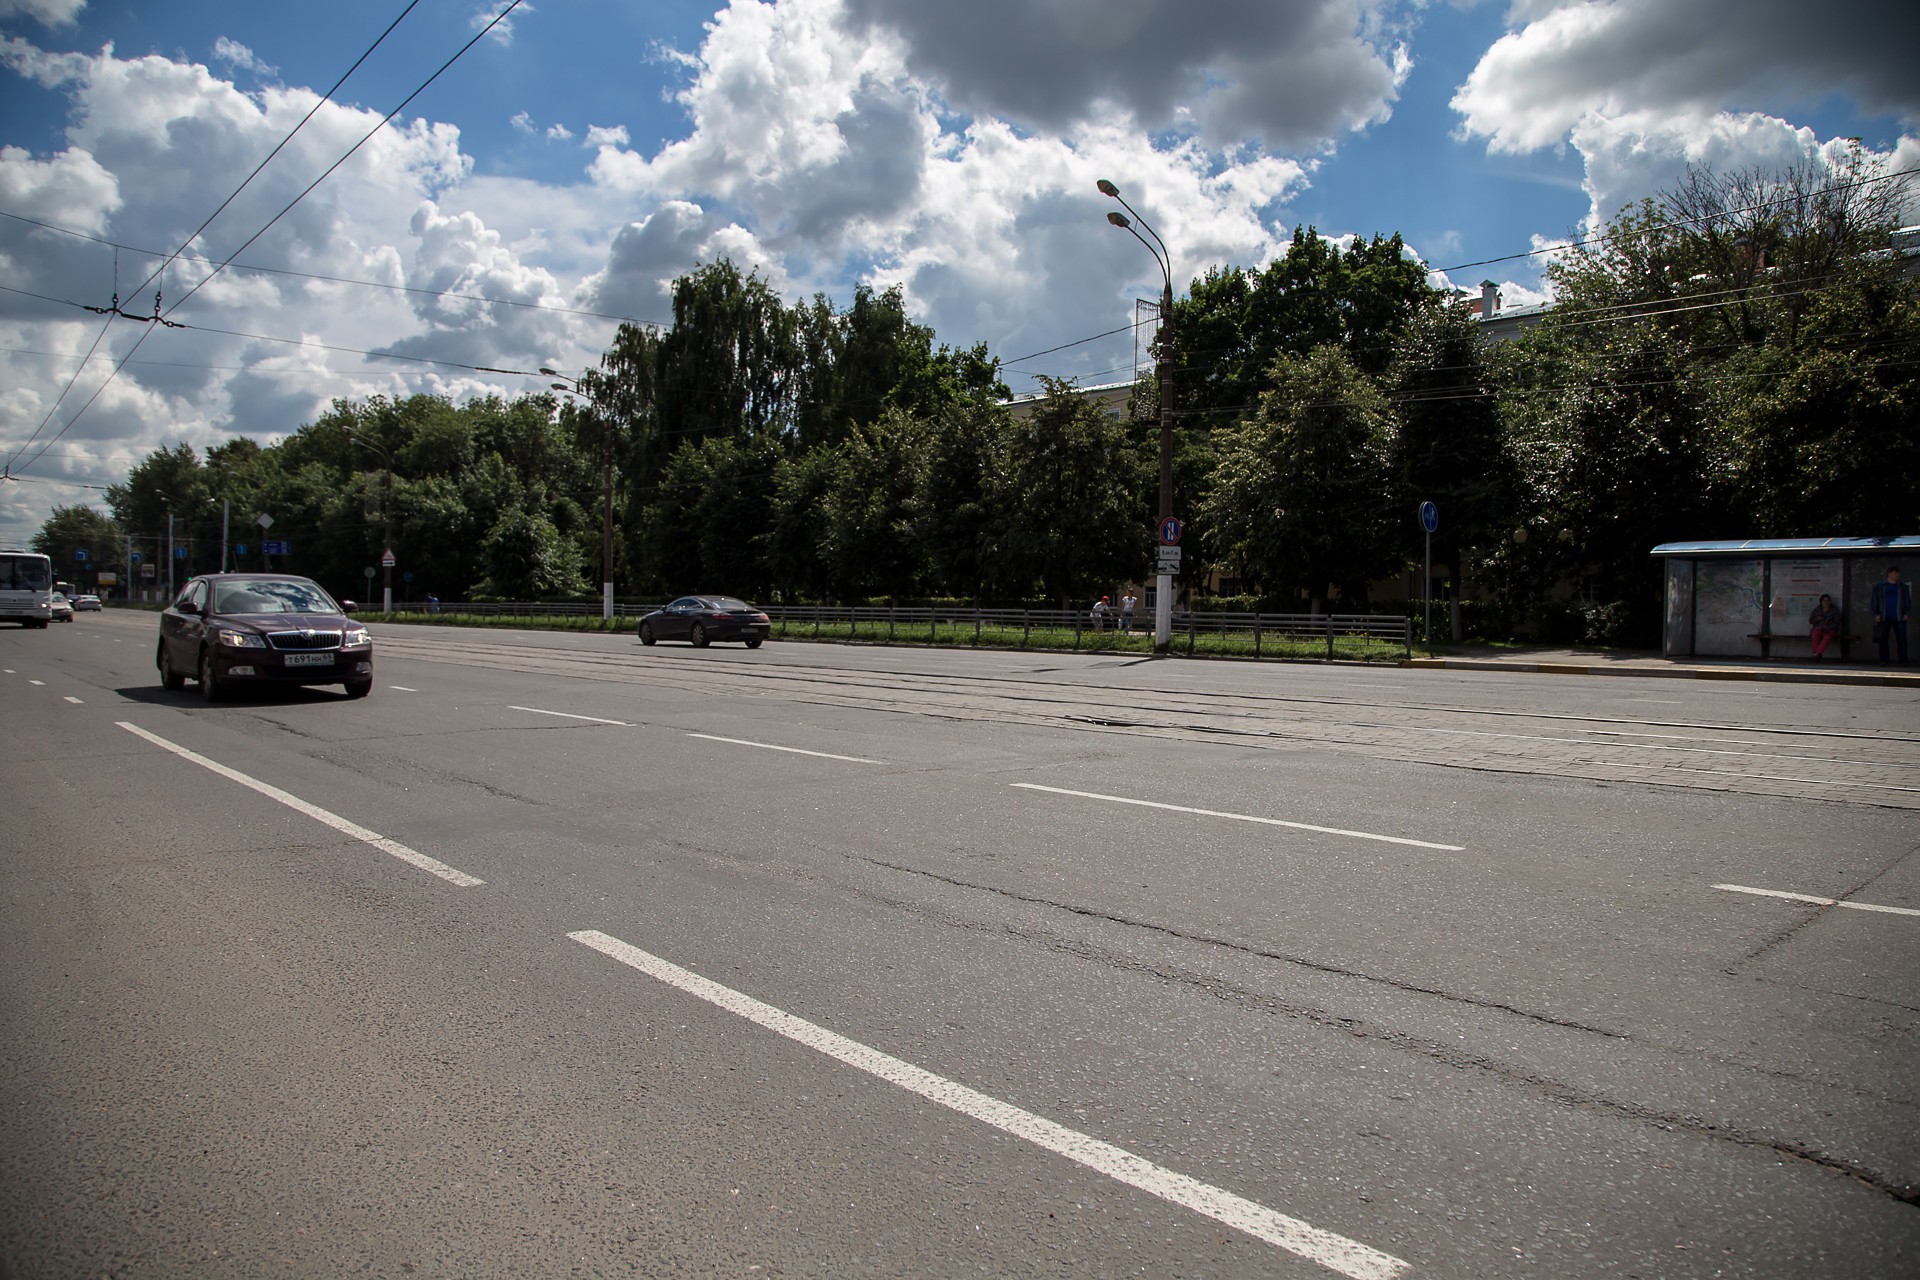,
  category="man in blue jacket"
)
[1870,566,1912,664]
